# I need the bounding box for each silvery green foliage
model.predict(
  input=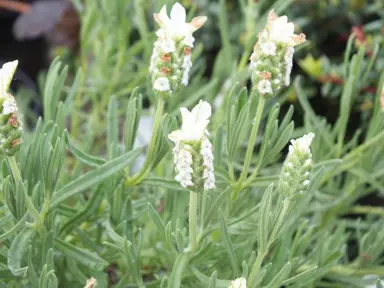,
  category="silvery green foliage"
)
[0,1,384,288]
